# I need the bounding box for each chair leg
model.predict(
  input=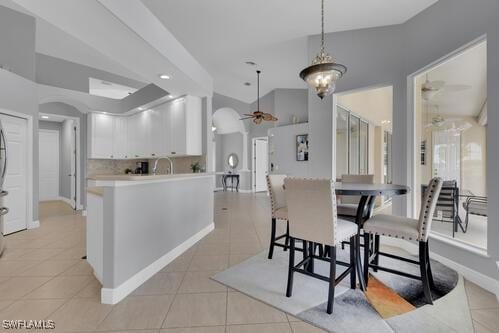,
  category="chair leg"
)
[283,222,290,251]
[363,232,371,287]
[373,234,380,272]
[349,236,356,289]
[419,241,433,304]
[327,246,337,314]
[308,242,315,273]
[268,218,276,259]
[425,242,435,289]
[286,237,295,297]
